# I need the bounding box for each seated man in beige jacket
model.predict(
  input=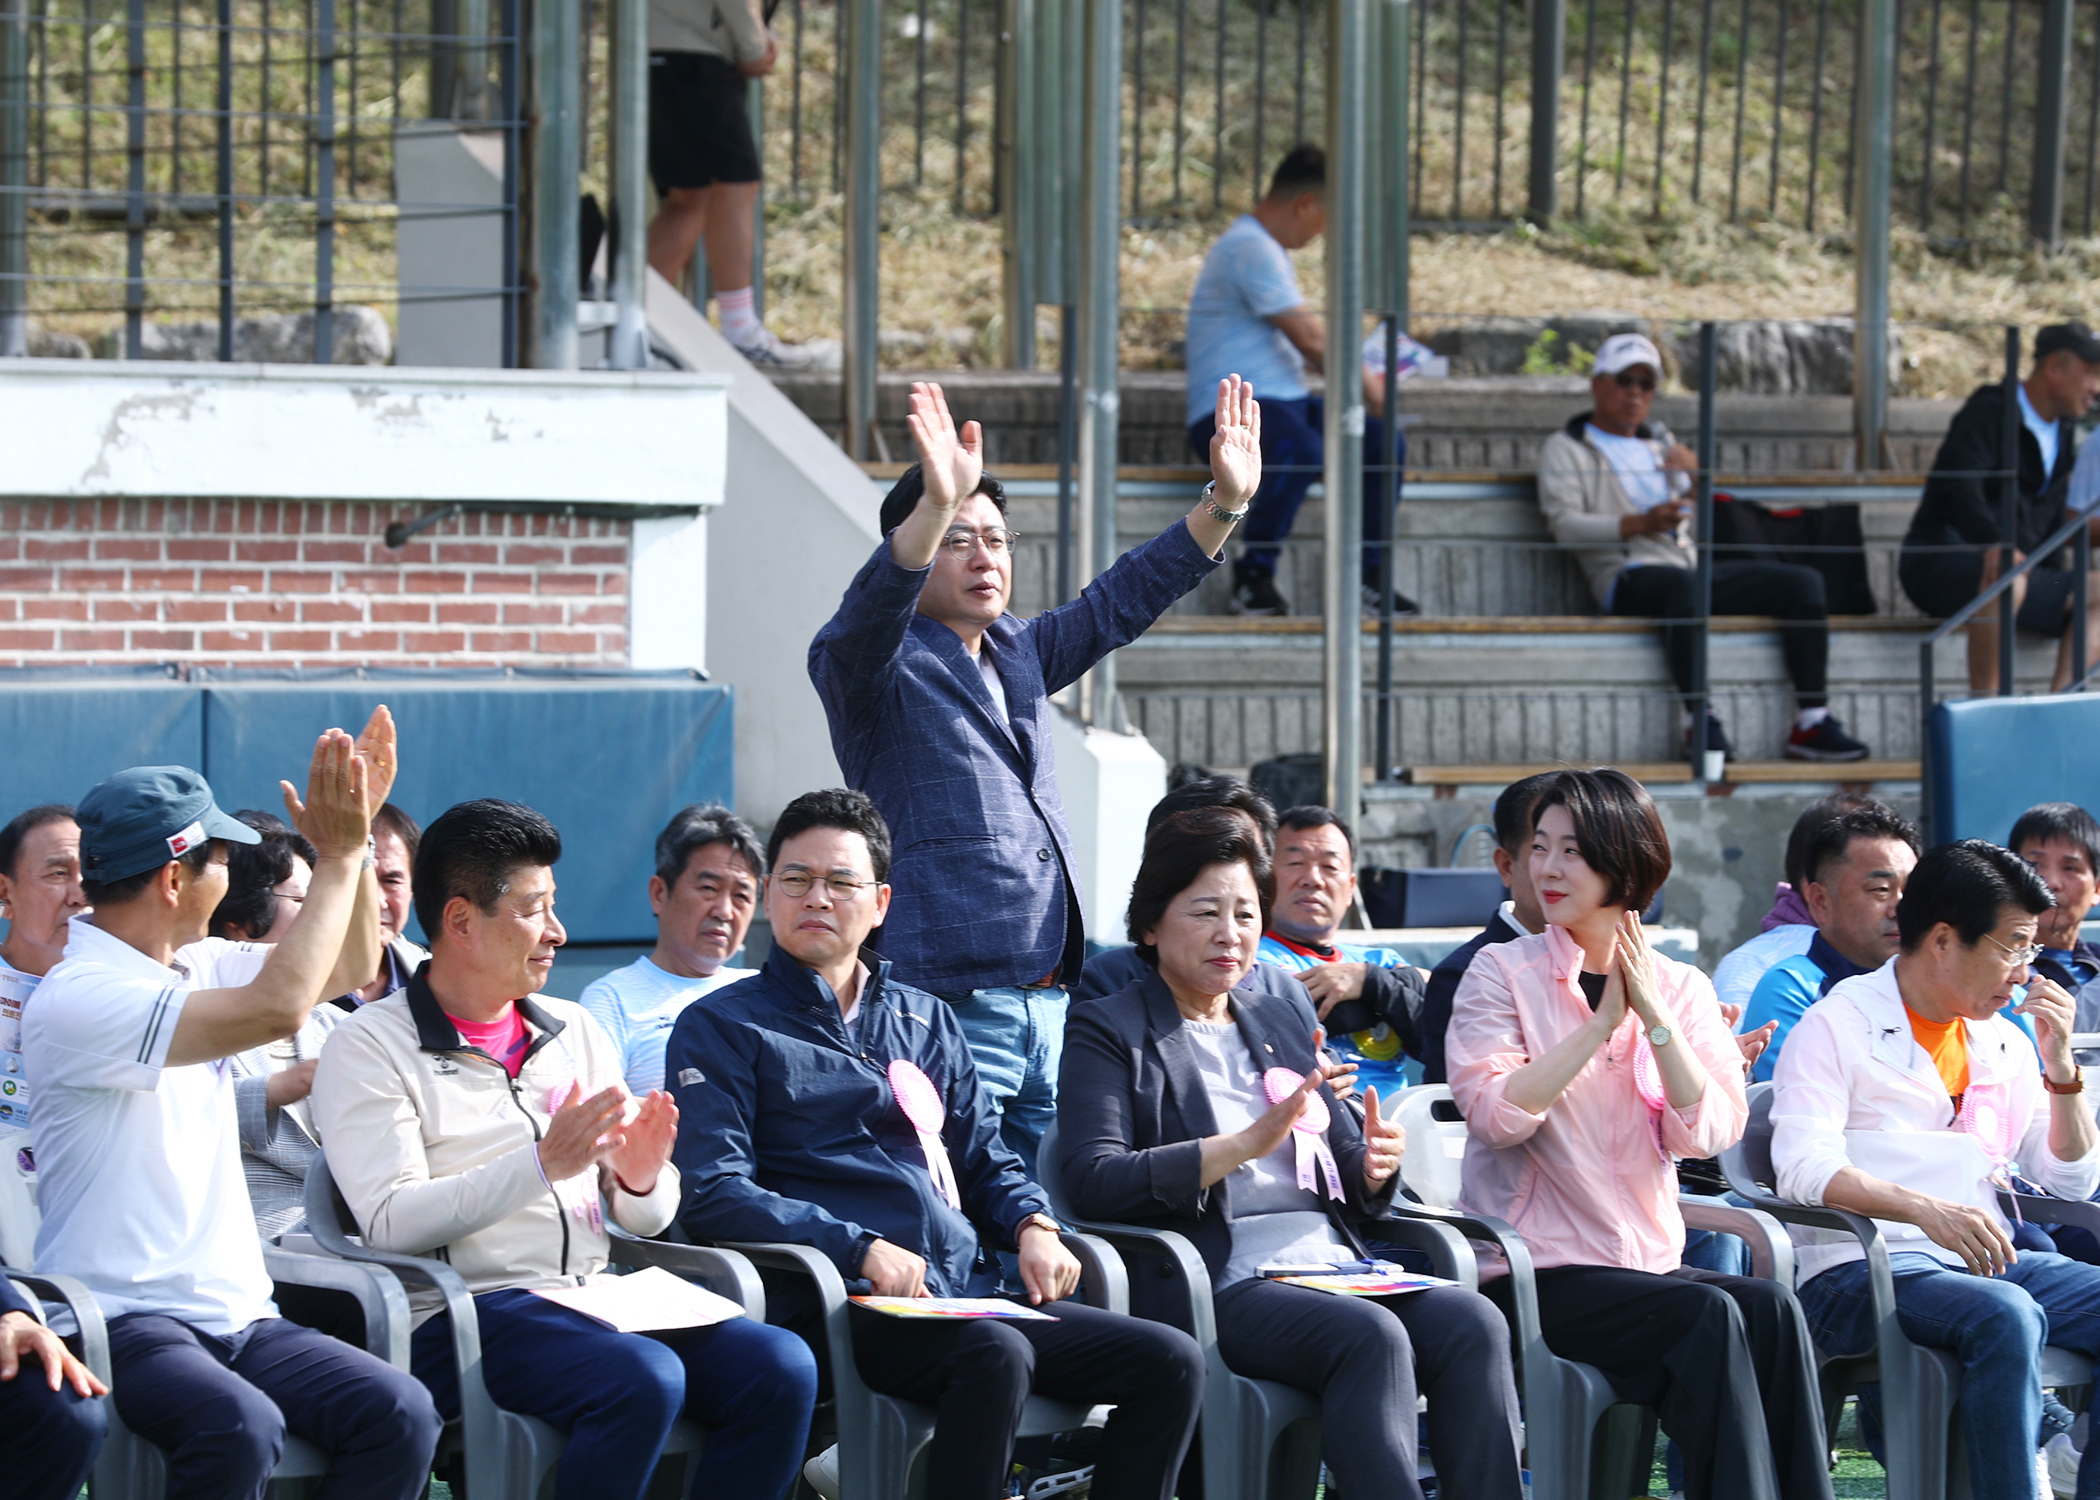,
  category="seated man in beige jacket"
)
[310,797,817,1500]
[1535,332,1868,764]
